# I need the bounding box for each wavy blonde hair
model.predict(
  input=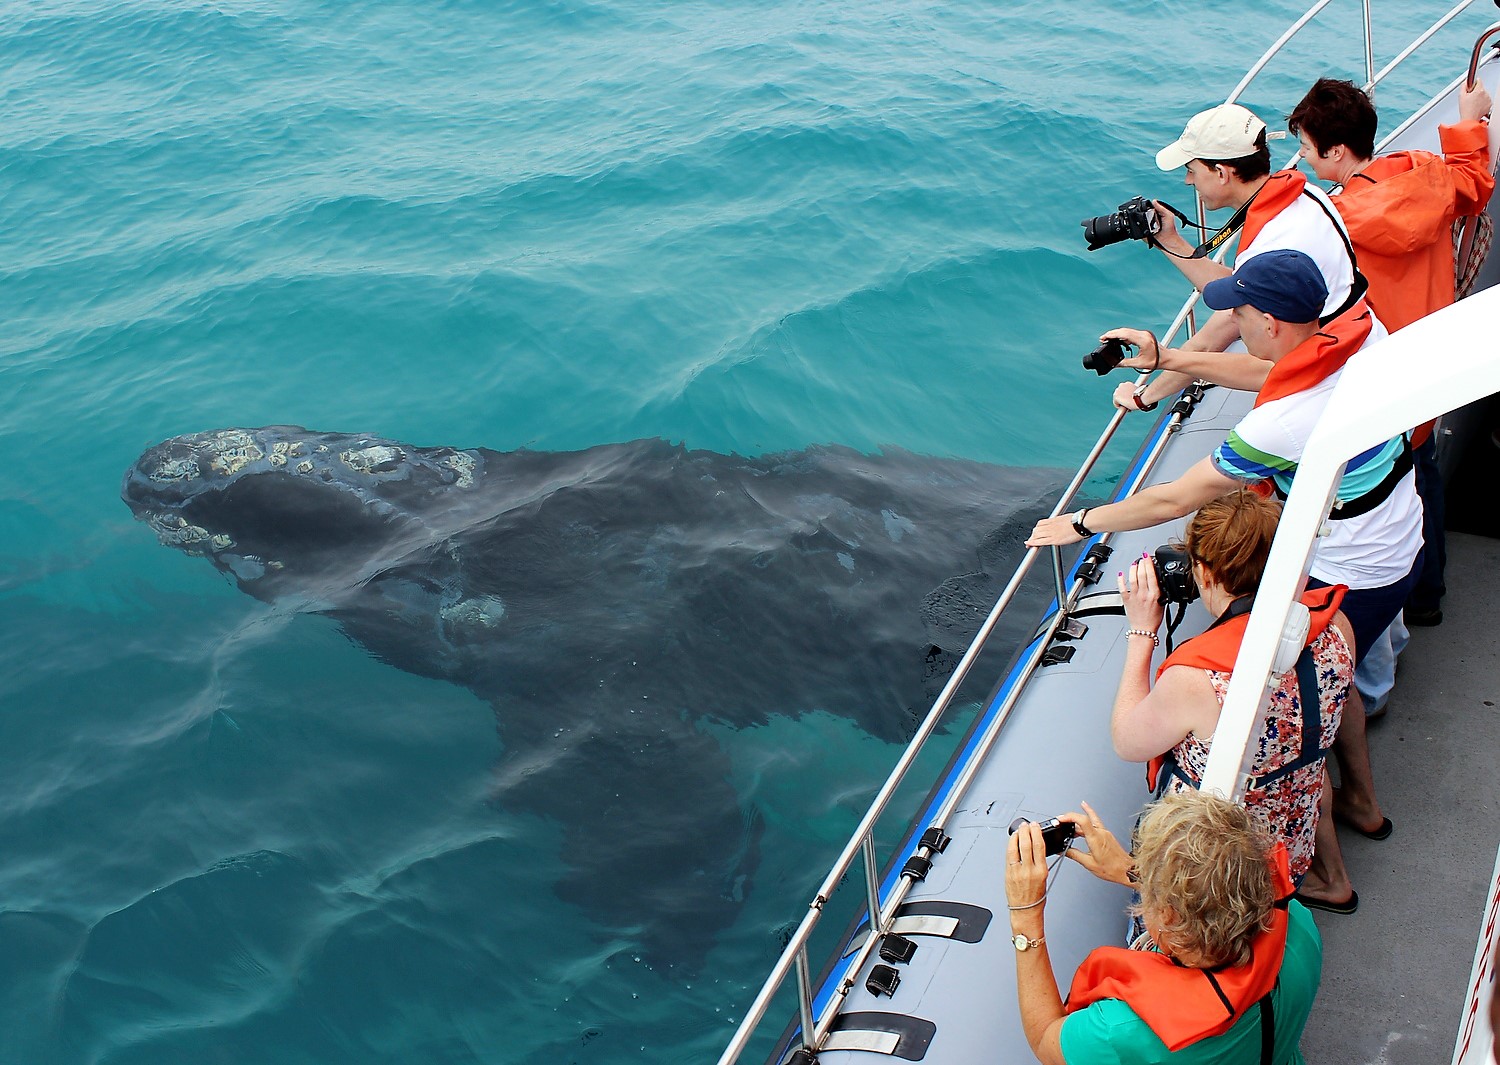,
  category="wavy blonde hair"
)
[1129,791,1275,968]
